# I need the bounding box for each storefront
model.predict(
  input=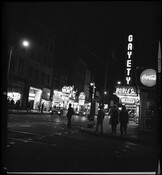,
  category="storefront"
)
[137,68,158,131]
[7,81,24,108]
[114,86,140,122]
[28,87,42,110]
